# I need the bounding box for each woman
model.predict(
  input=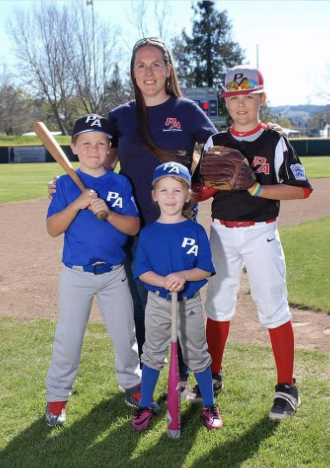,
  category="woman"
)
[106,39,217,385]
